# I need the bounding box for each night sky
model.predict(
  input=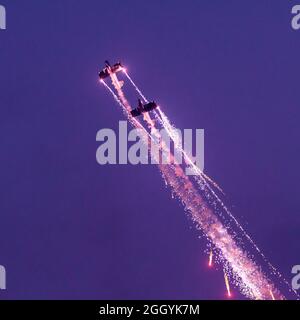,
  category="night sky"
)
[0,1,300,299]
